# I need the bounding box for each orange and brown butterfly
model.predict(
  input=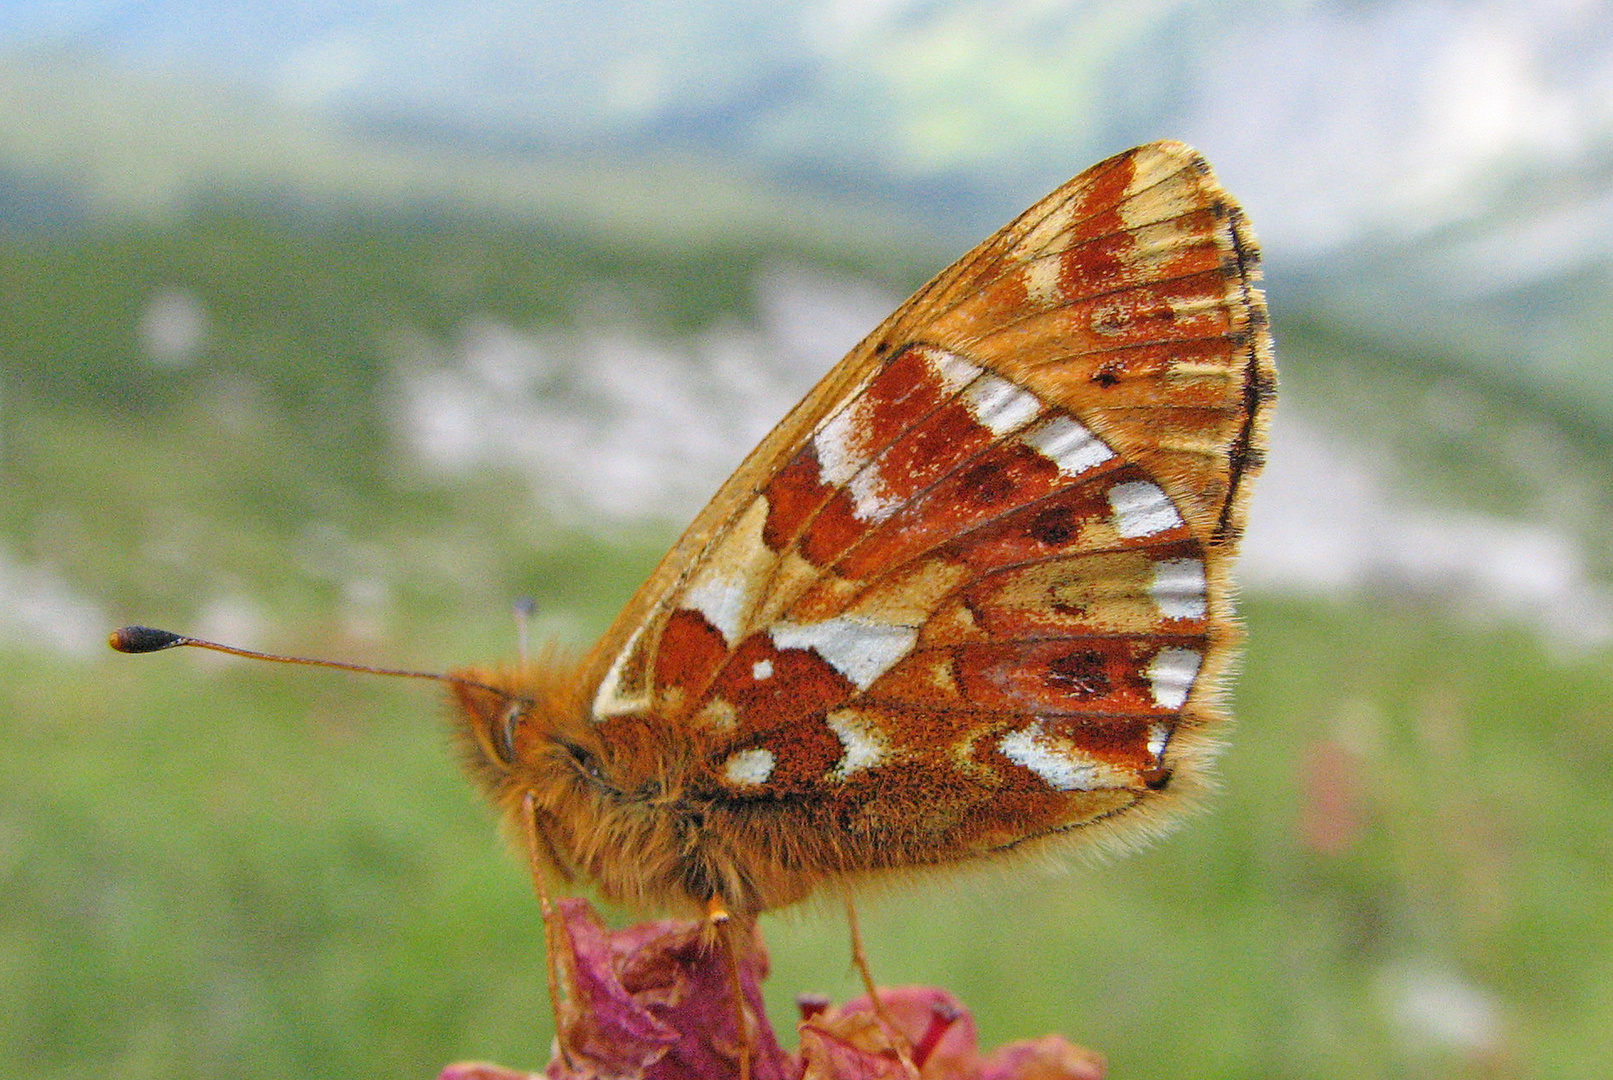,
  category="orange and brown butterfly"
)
[443,140,1272,929]
[112,139,1273,1073]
